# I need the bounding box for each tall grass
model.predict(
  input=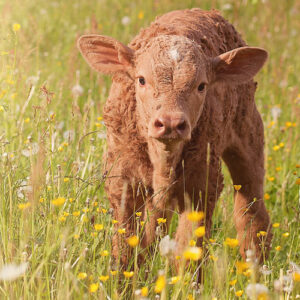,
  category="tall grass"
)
[0,0,299,299]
